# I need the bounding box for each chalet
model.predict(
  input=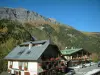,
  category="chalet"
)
[4,40,62,75]
[60,48,91,67]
